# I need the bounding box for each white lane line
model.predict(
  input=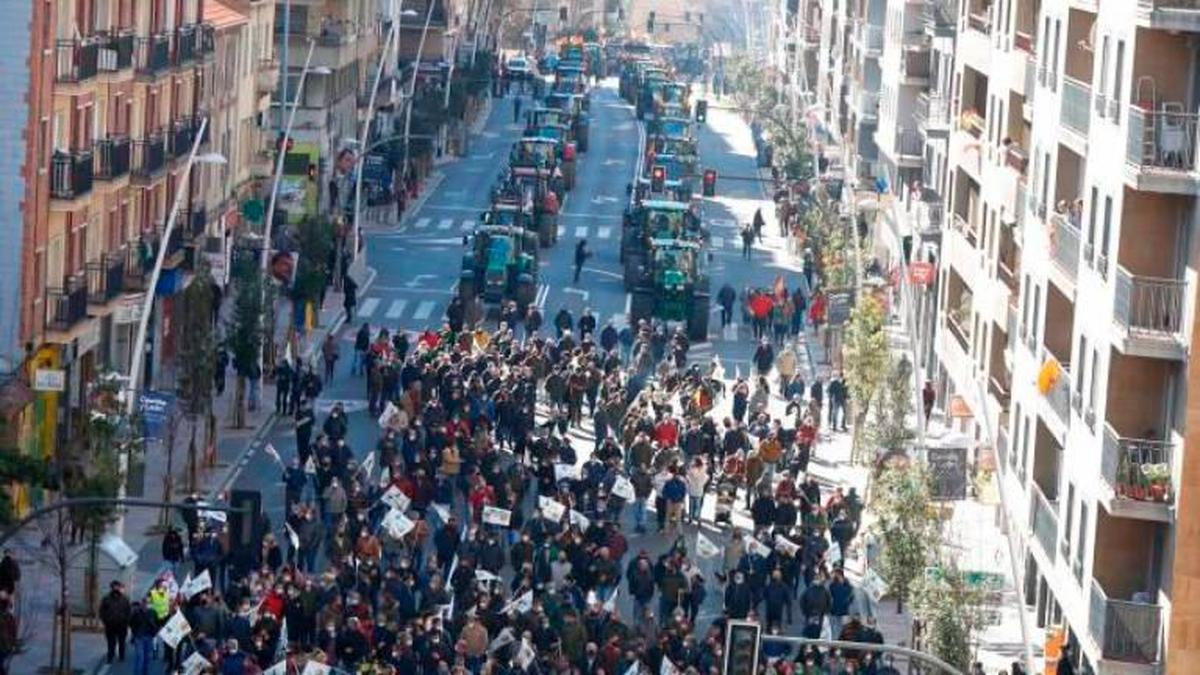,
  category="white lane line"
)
[414,217,432,229]
[437,218,455,230]
[461,219,475,230]
[597,226,612,239]
[711,236,723,249]
[575,226,588,238]
[557,225,565,238]
[412,300,436,321]
[358,297,380,318]
[386,299,408,319]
